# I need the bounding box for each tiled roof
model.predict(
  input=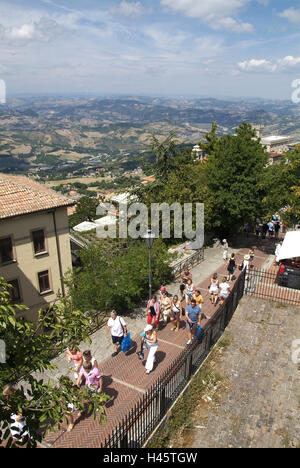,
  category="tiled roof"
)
[0,173,75,220]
